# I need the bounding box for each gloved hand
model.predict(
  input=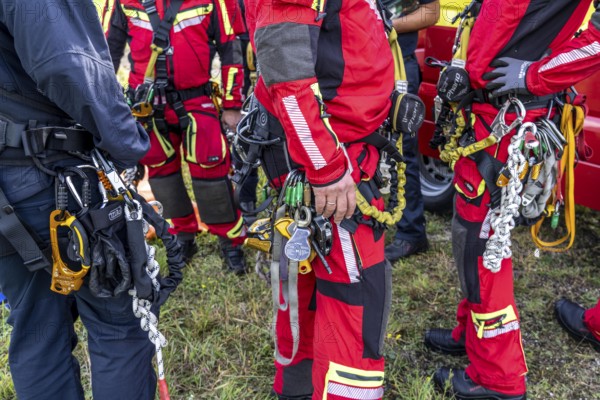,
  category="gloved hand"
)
[483,57,533,97]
